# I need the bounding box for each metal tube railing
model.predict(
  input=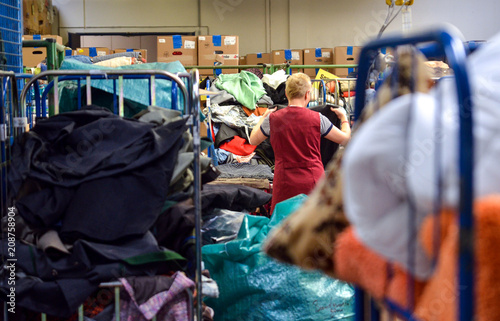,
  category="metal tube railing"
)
[354,27,474,321]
